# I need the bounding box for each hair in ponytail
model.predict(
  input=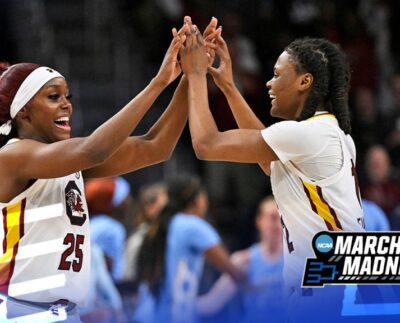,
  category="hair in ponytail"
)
[285,38,352,134]
[137,174,204,297]
[0,62,41,147]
